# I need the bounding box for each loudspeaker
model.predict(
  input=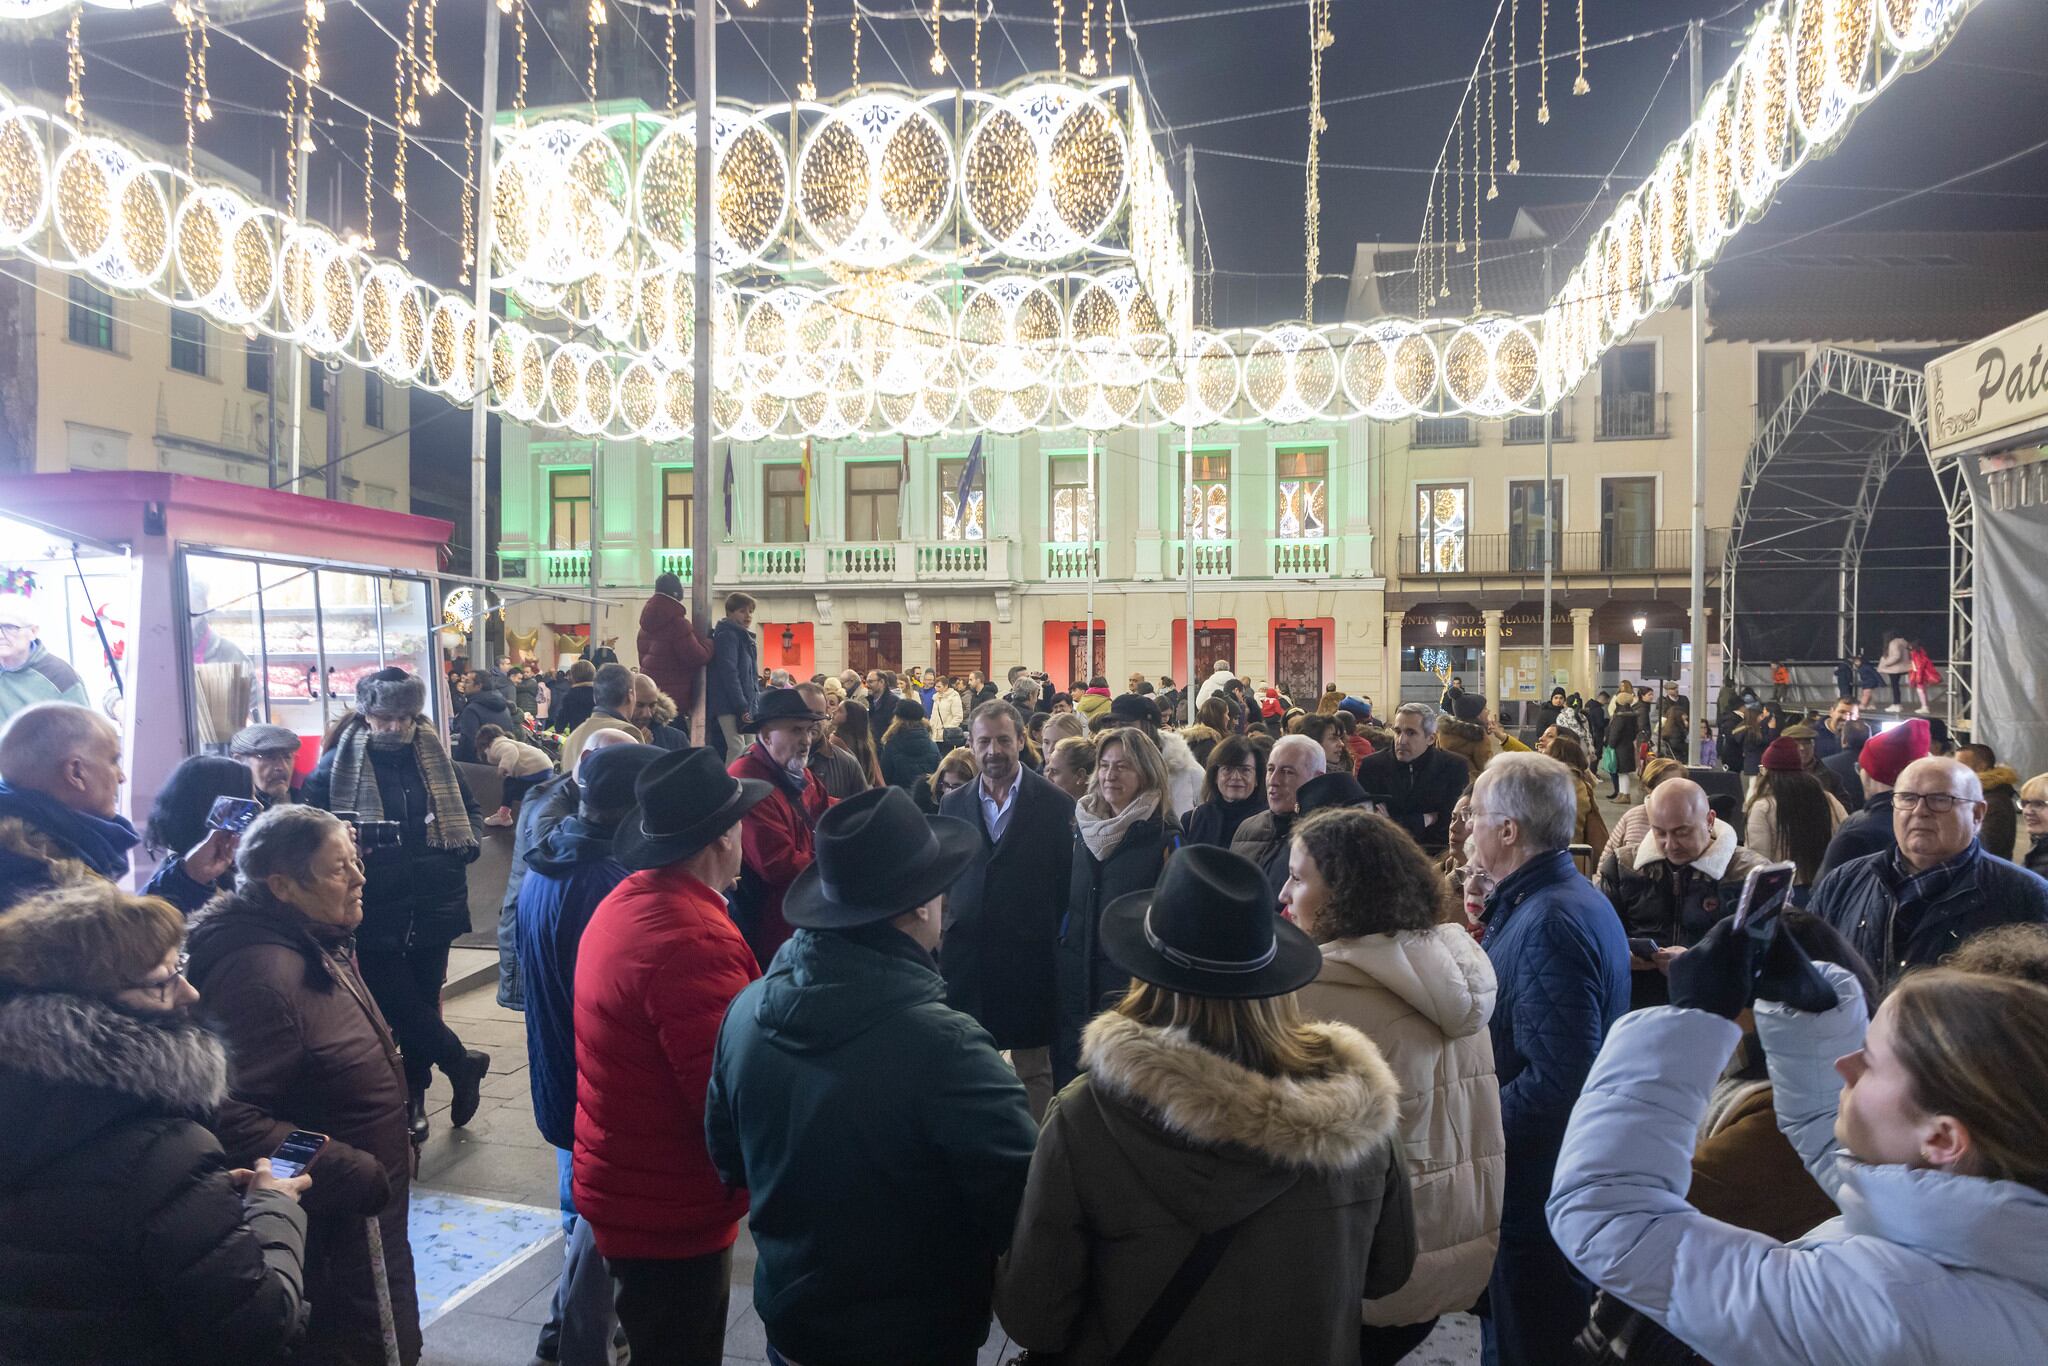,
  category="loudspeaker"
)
[1640,628,1682,680]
